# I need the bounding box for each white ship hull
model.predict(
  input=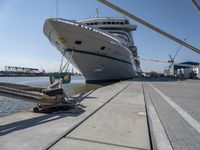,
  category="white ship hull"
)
[44,18,138,82]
